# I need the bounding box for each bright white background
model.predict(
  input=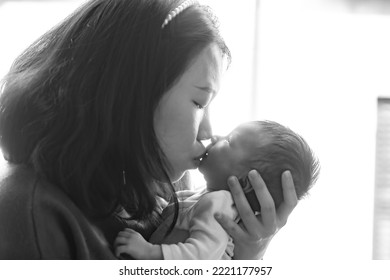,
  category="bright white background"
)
[1,0,390,266]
